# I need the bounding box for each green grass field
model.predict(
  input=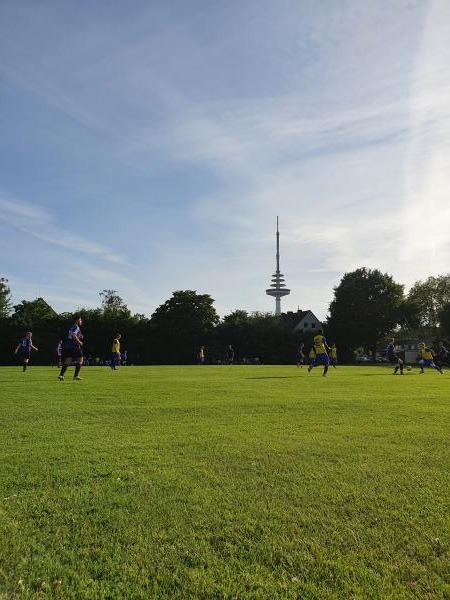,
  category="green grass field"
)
[1,365,449,599]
